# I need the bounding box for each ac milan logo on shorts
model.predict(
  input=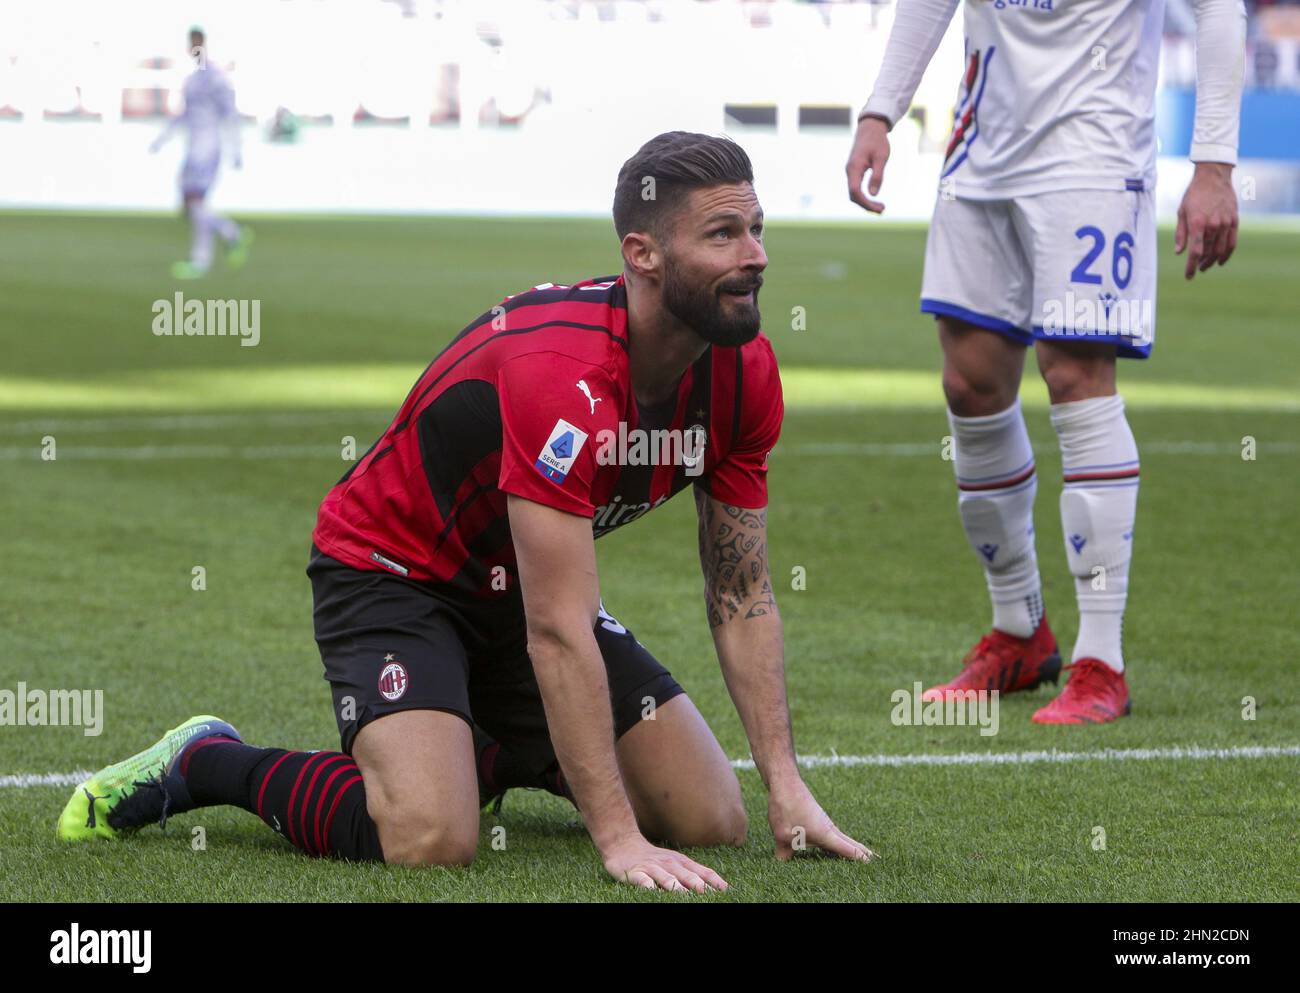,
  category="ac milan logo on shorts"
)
[378,659,408,701]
